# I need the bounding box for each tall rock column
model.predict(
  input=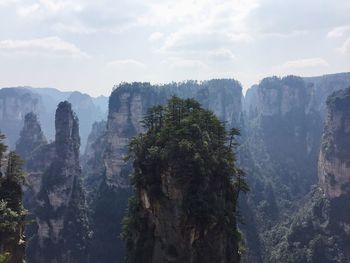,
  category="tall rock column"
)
[29,101,88,263]
[123,97,242,263]
[319,87,350,199]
